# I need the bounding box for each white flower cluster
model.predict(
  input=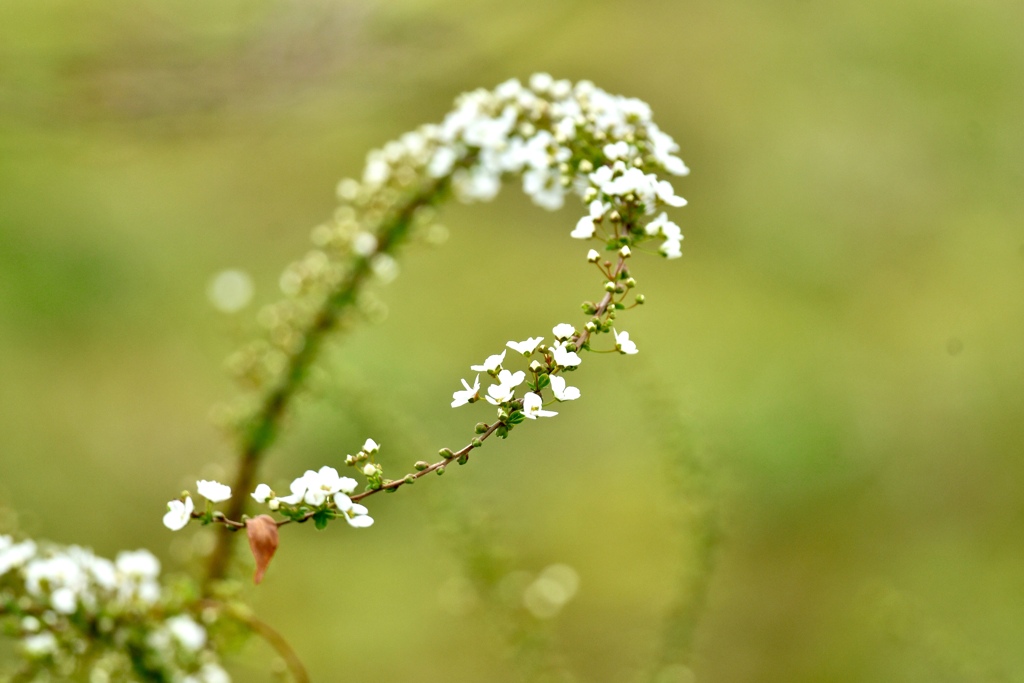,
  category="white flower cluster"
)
[359,73,688,256]
[251,461,373,529]
[163,465,375,531]
[452,323,592,425]
[0,536,229,681]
